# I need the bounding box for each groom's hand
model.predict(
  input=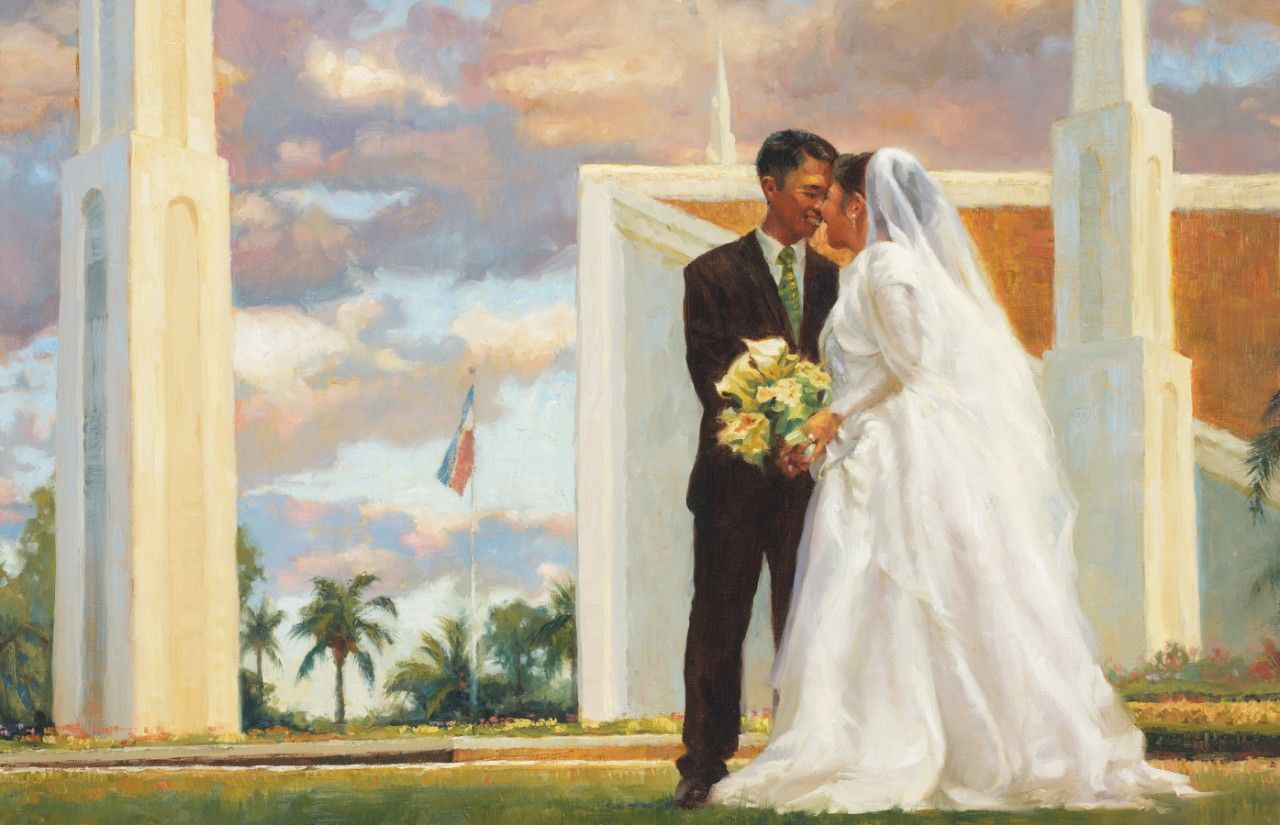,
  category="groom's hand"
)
[776,444,809,478]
